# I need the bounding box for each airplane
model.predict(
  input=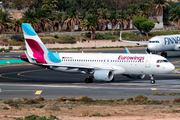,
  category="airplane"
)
[19,23,175,84]
[120,32,180,57]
